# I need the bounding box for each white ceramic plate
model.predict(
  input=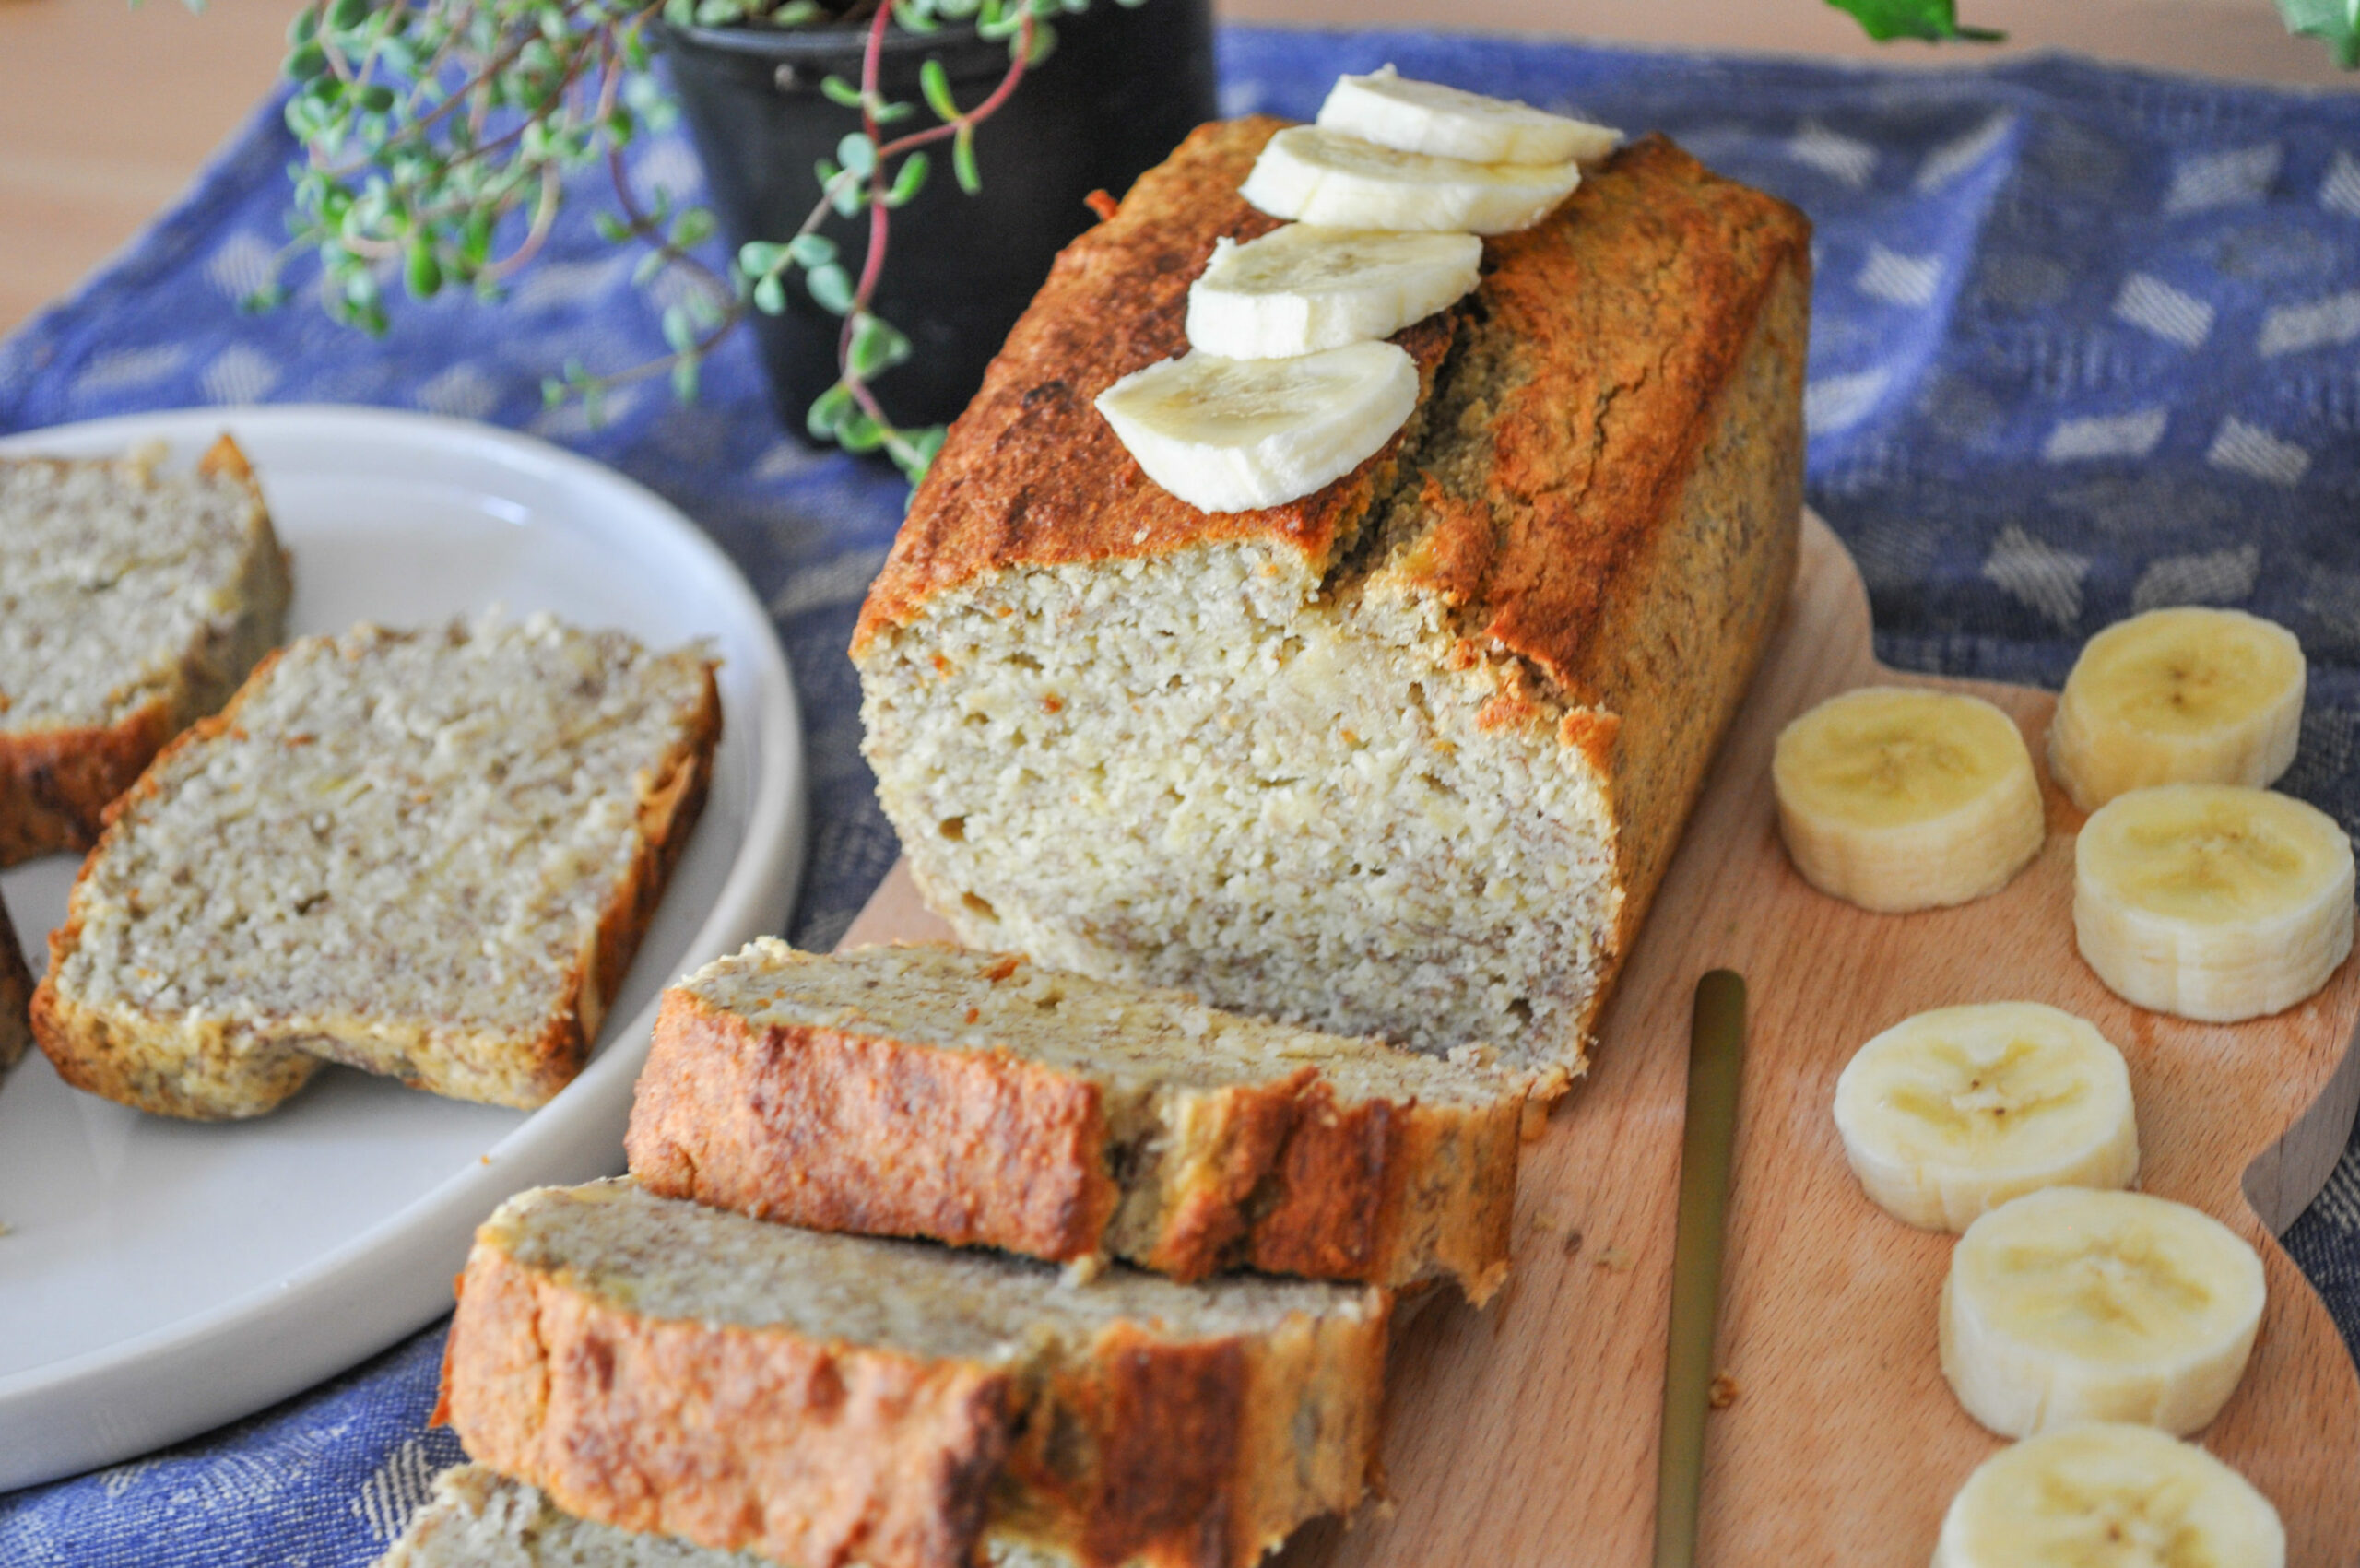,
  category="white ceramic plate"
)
[0,407,806,1490]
